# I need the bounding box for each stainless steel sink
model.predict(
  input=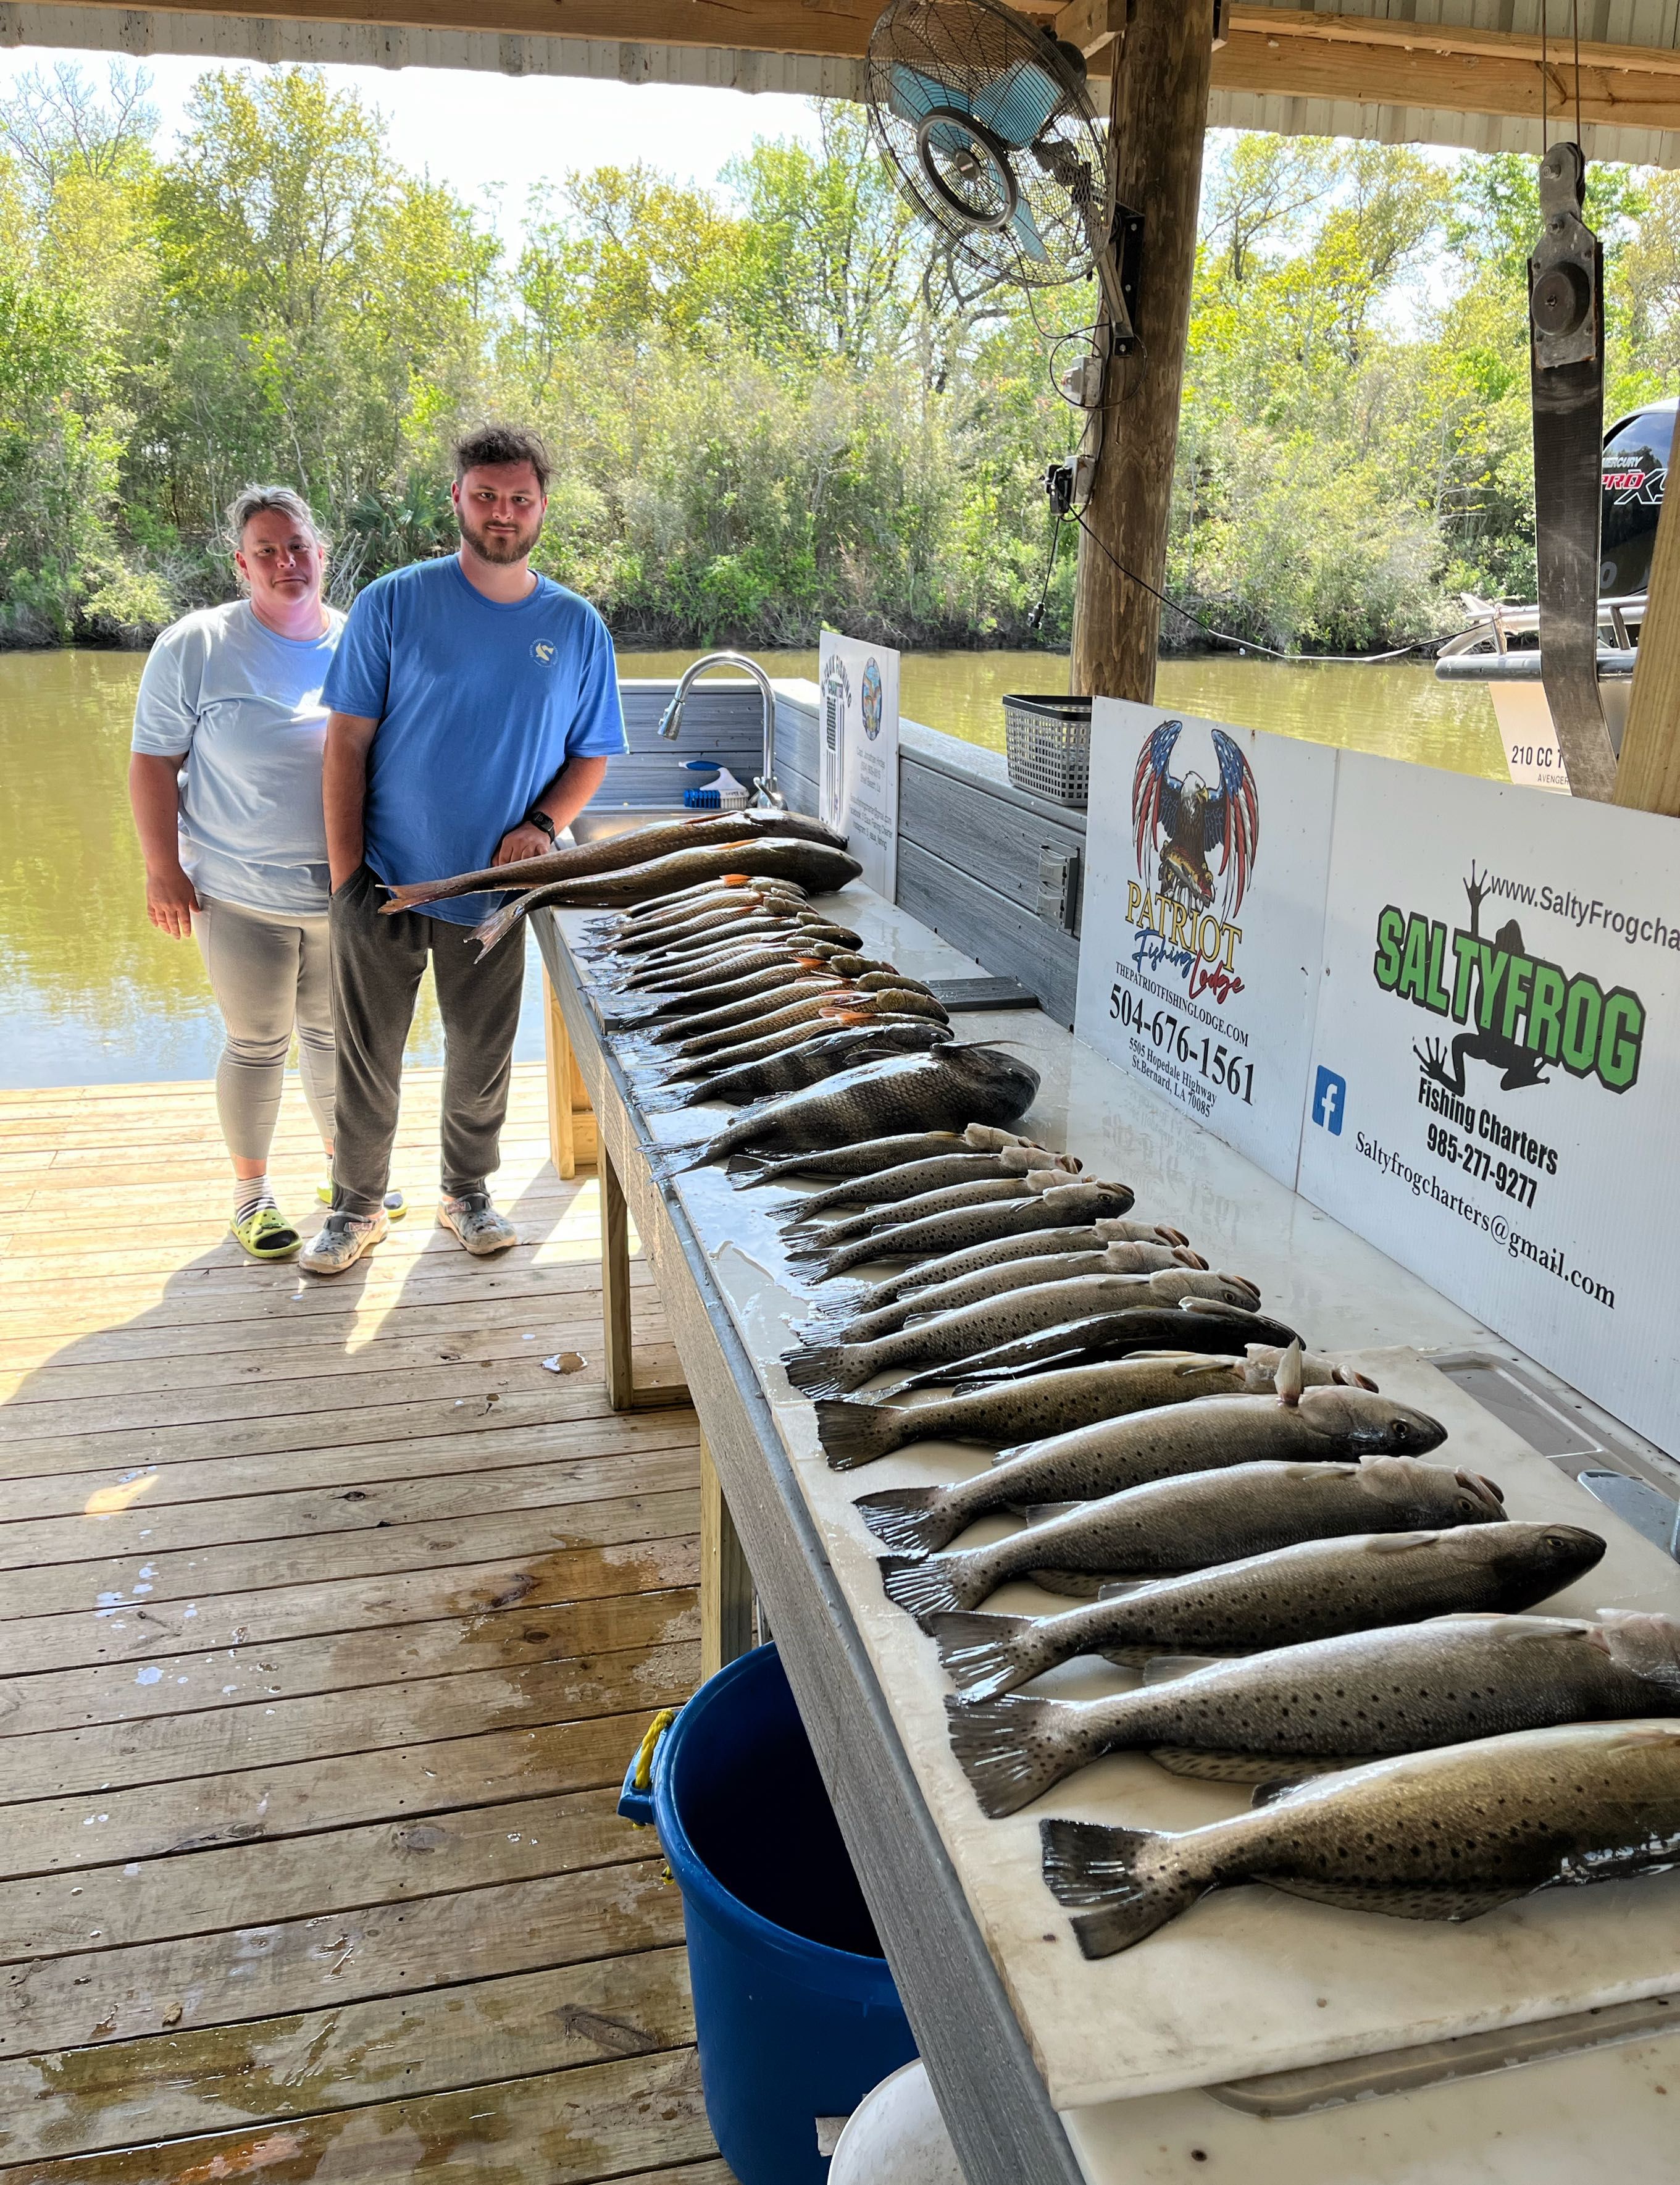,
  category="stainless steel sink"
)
[568,807,691,846]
